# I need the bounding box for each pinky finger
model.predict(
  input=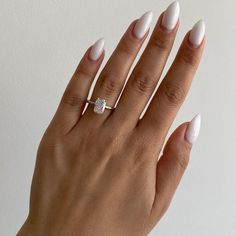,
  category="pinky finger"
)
[148,114,201,228]
[48,38,105,135]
